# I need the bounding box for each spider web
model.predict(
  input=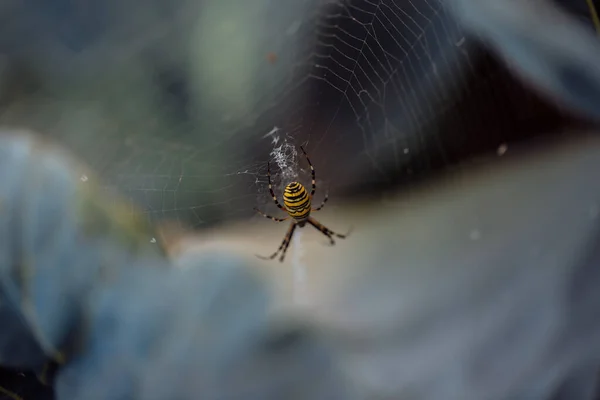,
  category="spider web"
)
[0,0,555,233]
[112,0,470,230]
